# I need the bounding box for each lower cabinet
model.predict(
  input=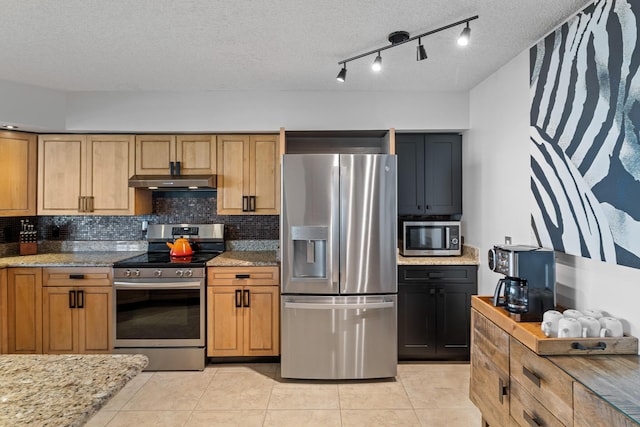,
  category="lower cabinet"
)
[398,265,477,360]
[42,267,113,354]
[207,266,279,357]
[6,267,42,354]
